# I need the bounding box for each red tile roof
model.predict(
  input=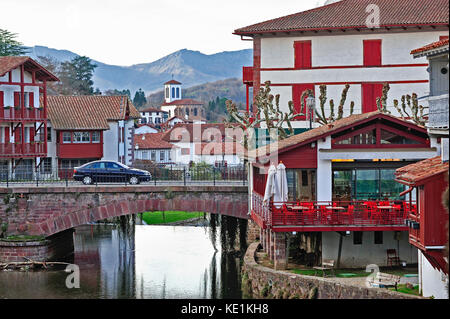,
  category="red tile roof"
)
[162,123,241,143]
[247,111,428,160]
[46,95,140,130]
[134,133,175,150]
[161,98,204,106]
[164,80,182,85]
[0,56,59,81]
[411,38,449,55]
[395,156,449,185]
[140,106,167,113]
[234,0,449,35]
[195,142,245,156]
